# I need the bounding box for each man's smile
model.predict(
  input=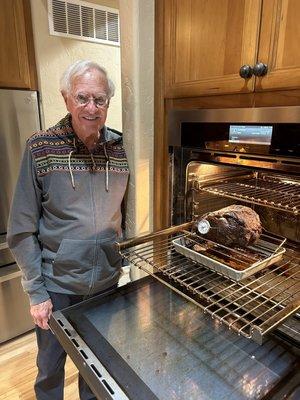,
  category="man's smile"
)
[82,115,99,121]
